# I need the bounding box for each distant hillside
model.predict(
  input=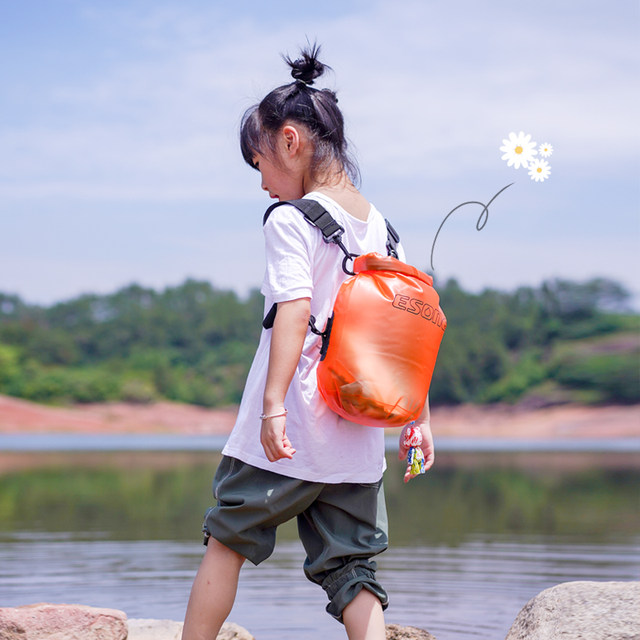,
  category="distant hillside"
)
[0,277,637,407]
